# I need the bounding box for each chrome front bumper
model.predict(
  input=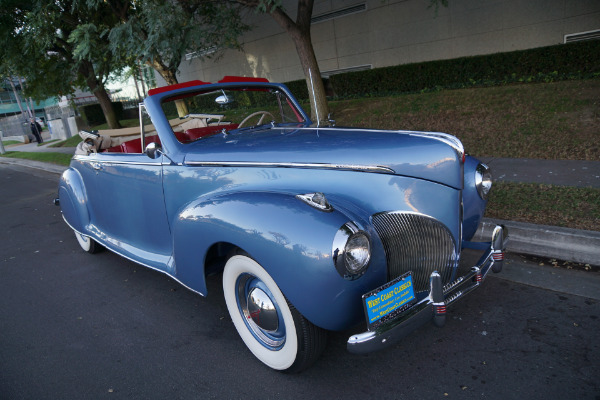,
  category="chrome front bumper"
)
[347,225,507,354]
